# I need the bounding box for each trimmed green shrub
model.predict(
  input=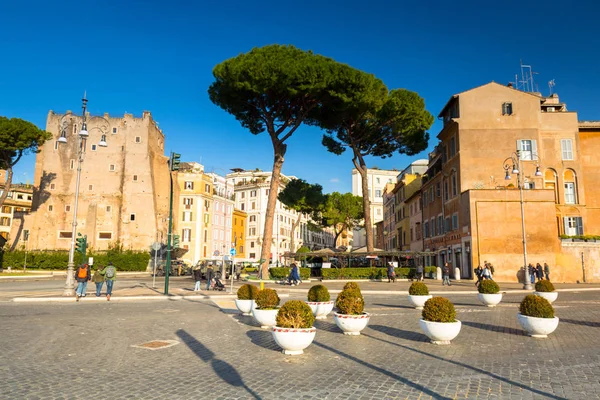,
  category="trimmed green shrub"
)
[343,282,361,292]
[243,267,257,273]
[276,300,315,329]
[268,267,310,280]
[409,282,429,296]
[307,284,330,302]
[422,297,456,323]
[478,280,500,294]
[320,267,415,280]
[520,294,554,318]
[255,288,280,310]
[0,250,150,271]
[237,284,259,300]
[535,280,555,292]
[335,288,364,315]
